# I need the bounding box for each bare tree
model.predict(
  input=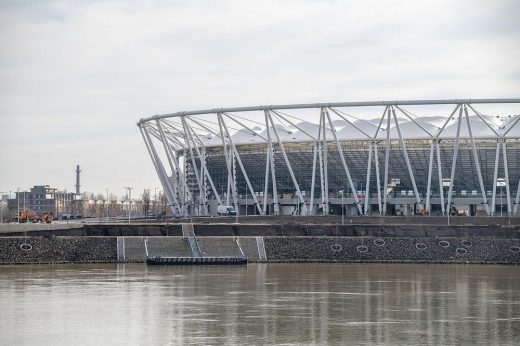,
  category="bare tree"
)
[142,189,151,217]
[159,191,168,217]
